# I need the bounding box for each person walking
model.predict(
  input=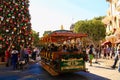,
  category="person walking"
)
[5,47,11,67]
[88,45,94,66]
[11,47,19,70]
[95,45,99,63]
[19,46,26,69]
[32,47,37,60]
[106,45,111,59]
[24,48,29,63]
[111,44,120,69]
